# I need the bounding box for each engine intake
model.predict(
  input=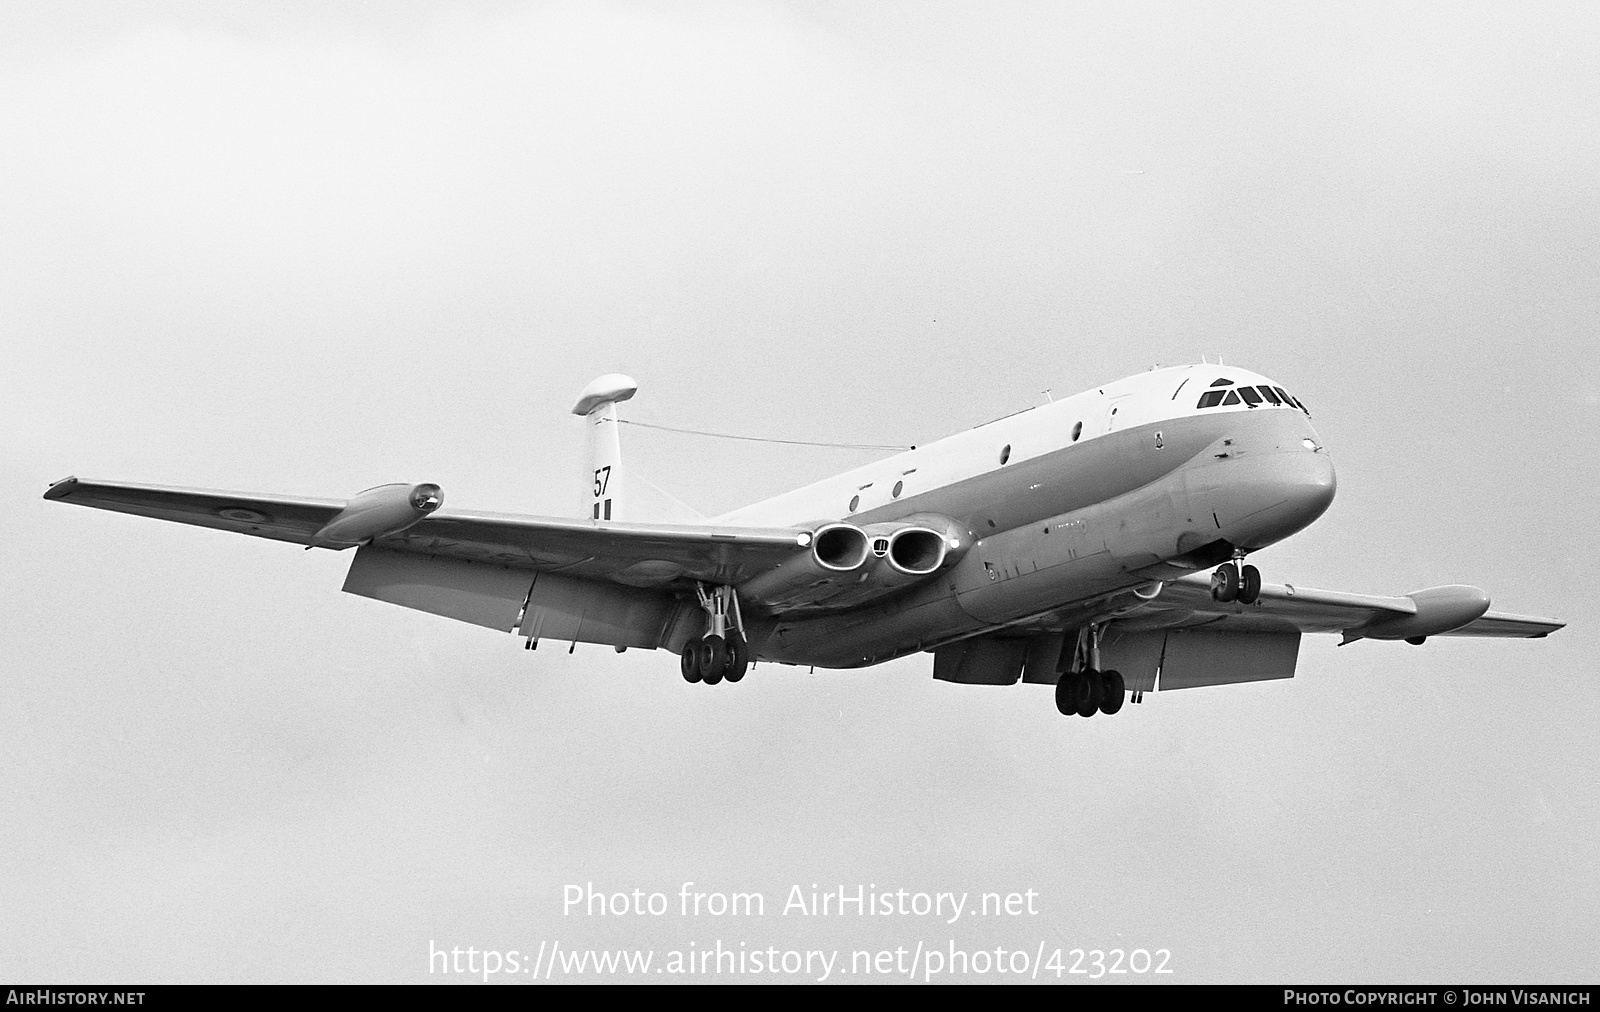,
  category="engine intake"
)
[887,527,946,575]
[736,516,969,611]
[863,513,970,577]
[813,523,870,572]
[312,482,443,548]
[737,522,869,609]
